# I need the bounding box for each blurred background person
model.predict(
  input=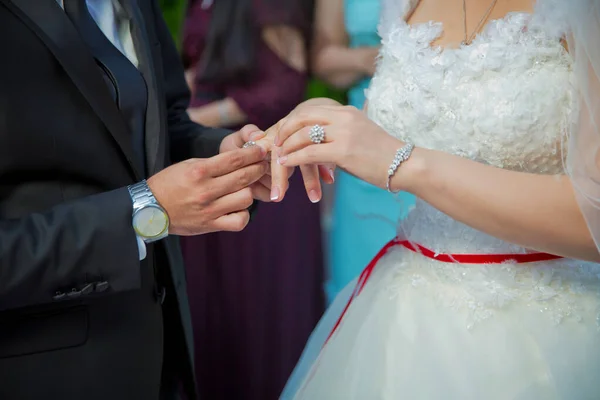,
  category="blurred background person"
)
[312,0,416,303]
[180,0,325,399]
